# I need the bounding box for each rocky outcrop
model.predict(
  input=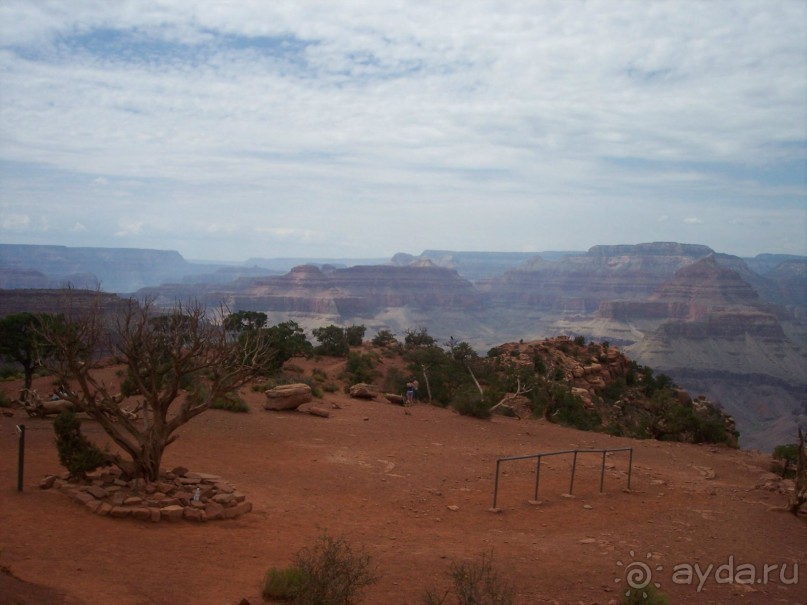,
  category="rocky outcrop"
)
[264,384,313,410]
[490,337,739,446]
[495,337,632,408]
